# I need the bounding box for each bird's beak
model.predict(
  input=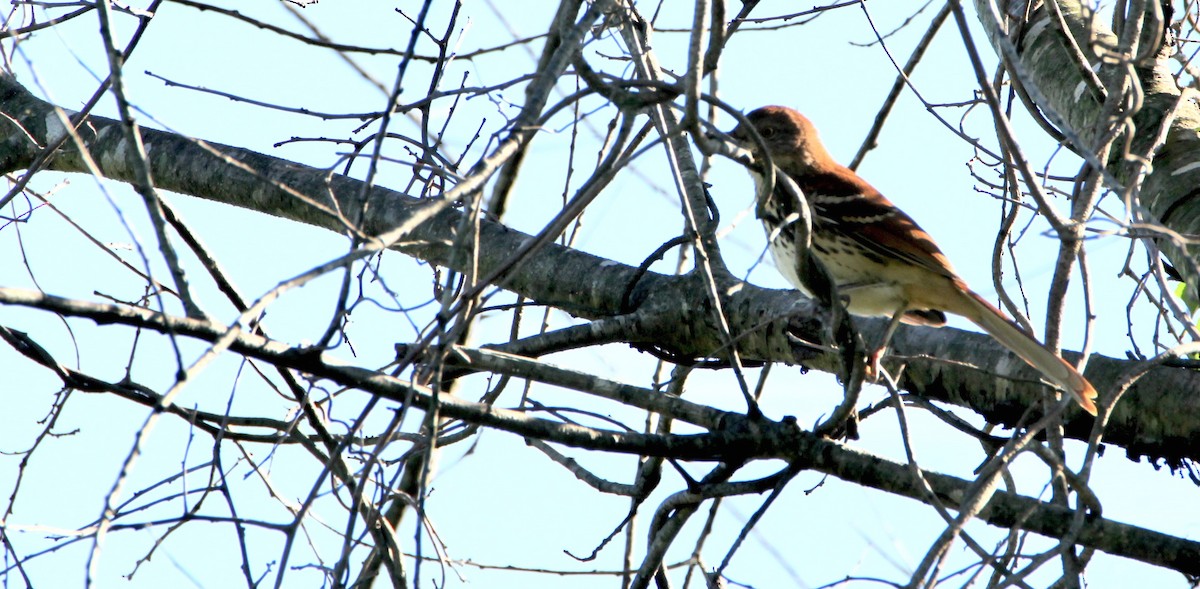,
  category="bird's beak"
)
[727,125,748,145]
[712,125,754,164]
